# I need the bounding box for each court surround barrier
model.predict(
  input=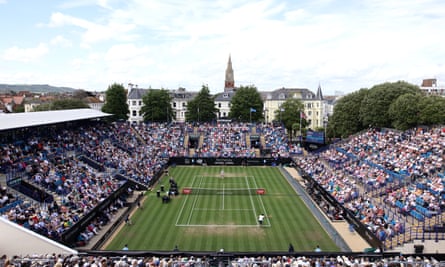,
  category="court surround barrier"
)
[168,156,292,166]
